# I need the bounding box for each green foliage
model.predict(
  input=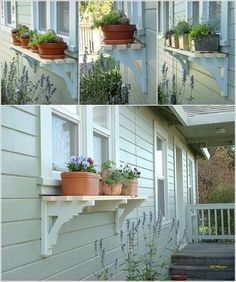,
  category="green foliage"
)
[12,24,29,34]
[36,30,64,44]
[208,184,235,204]
[120,163,141,180]
[189,23,214,41]
[101,160,115,170]
[28,31,40,47]
[80,1,113,23]
[103,169,125,186]
[80,51,129,104]
[1,56,56,104]
[175,21,190,35]
[92,10,122,28]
